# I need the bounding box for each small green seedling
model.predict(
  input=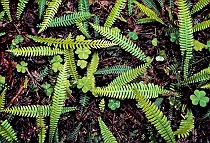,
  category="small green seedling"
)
[41,83,53,96]
[108,99,120,110]
[50,55,63,72]
[12,35,24,45]
[190,90,209,107]
[75,47,91,59]
[77,60,88,69]
[77,77,91,93]
[50,55,63,63]
[0,75,6,91]
[16,61,28,73]
[151,38,158,46]
[128,32,138,40]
